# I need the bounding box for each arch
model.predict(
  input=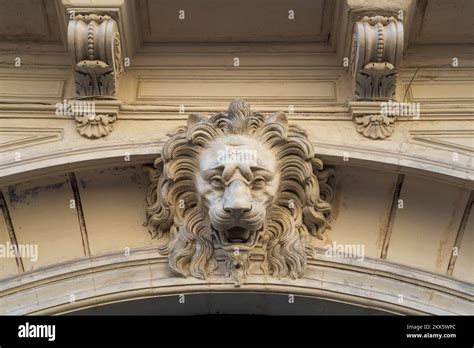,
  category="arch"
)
[0,248,470,315]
